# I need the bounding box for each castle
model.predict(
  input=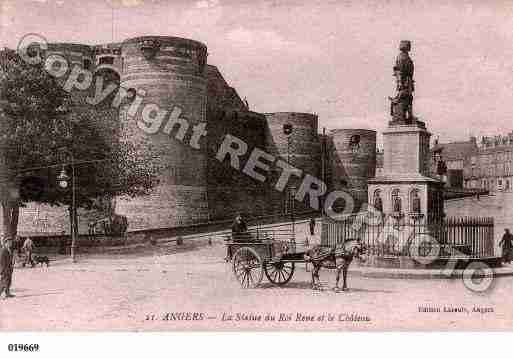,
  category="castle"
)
[3,36,377,234]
